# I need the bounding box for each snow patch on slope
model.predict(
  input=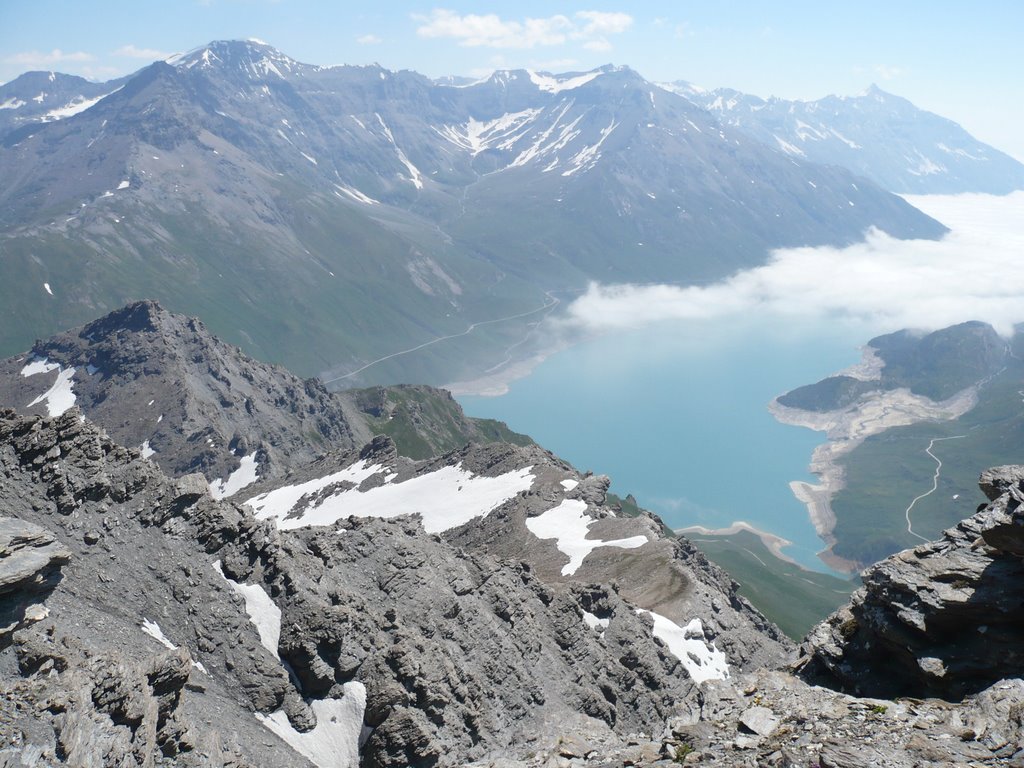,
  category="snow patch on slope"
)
[636,611,730,684]
[438,109,541,156]
[528,70,602,94]
[209,452,260,499]
[41,88,121,121]
[23,362,77,417]
[213,560,281,656]
[334,183,379,205]
[257,684,366,768]
[562,117,618,176]
[247,461,534,533]
[525,499,648,576]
